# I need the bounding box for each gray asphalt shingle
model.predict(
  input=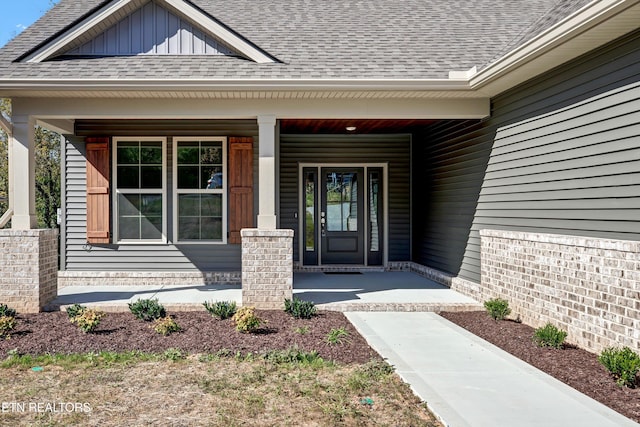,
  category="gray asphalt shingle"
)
[0,0,593,81]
